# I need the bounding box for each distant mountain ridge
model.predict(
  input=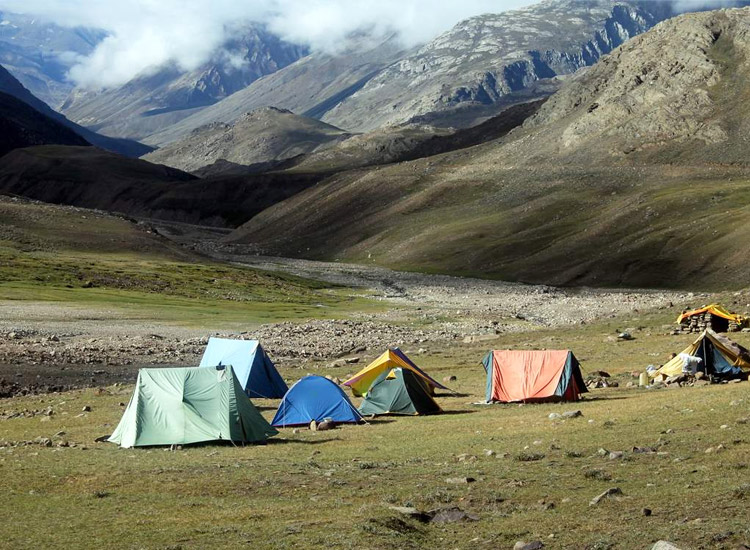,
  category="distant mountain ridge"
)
[60,25,307,141]
[0,11,105,108]
[140,0,731,146]
[0,91,89,157]
[0,64,151,157]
